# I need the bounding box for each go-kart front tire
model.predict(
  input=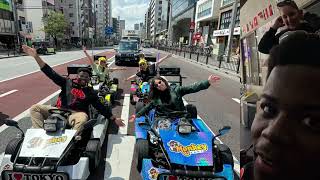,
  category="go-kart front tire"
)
[136,139,149,173]
[112,78,119,85]
[186,104,197,118]
[130,92,136,105]
[5,138,23,162]
[217,144,234,171]
[85,139,101,173]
